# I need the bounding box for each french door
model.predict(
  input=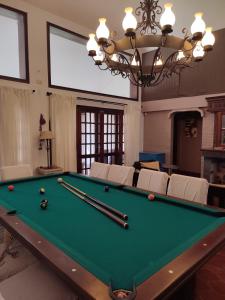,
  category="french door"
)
[77,106,124,174]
